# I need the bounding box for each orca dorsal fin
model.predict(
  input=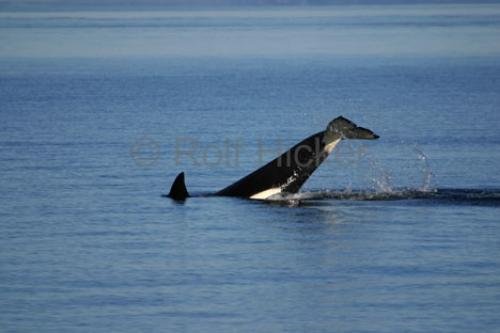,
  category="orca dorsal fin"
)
[168,172,189,201]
